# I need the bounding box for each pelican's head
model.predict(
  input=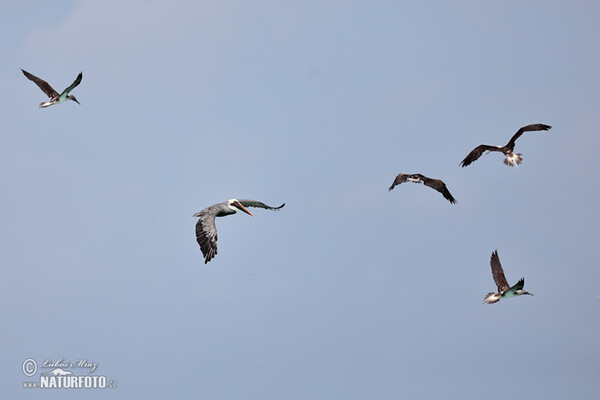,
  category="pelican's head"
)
[227,199,253,216]
[68,94,80,105]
